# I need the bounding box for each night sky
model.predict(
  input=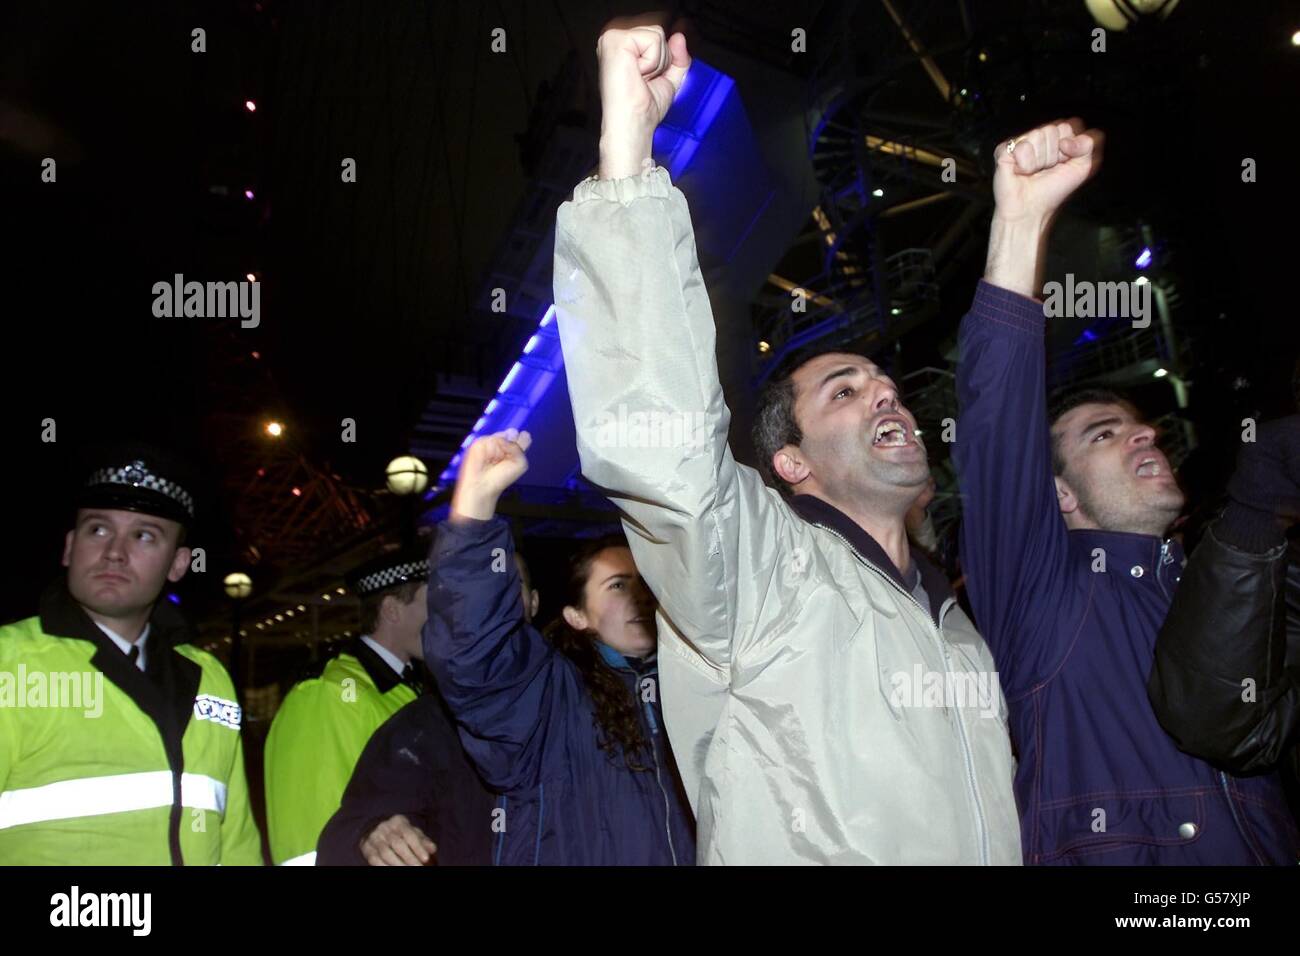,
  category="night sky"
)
[1,0,1297,631]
